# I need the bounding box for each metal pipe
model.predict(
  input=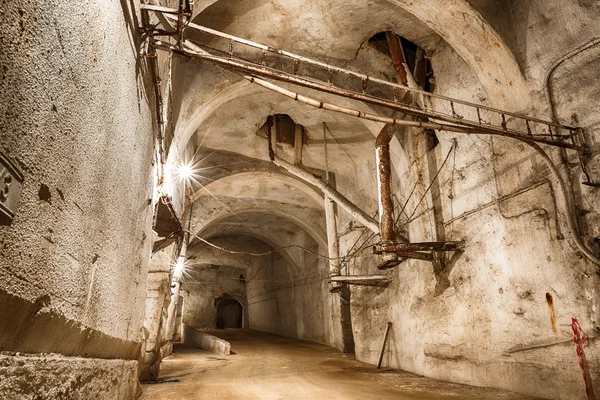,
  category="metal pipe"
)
[148,9,580,128]
[330,275,391,282]
[166,40,580,150]
[374,241,464,253]
[273,152,380,234]
[145,42,166,166]
[241,73,474,134]
[375,126,399,267]
[266,120,380,235]
[376,127,396,243]
[324,194,342,293]
[529,143,600,266]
